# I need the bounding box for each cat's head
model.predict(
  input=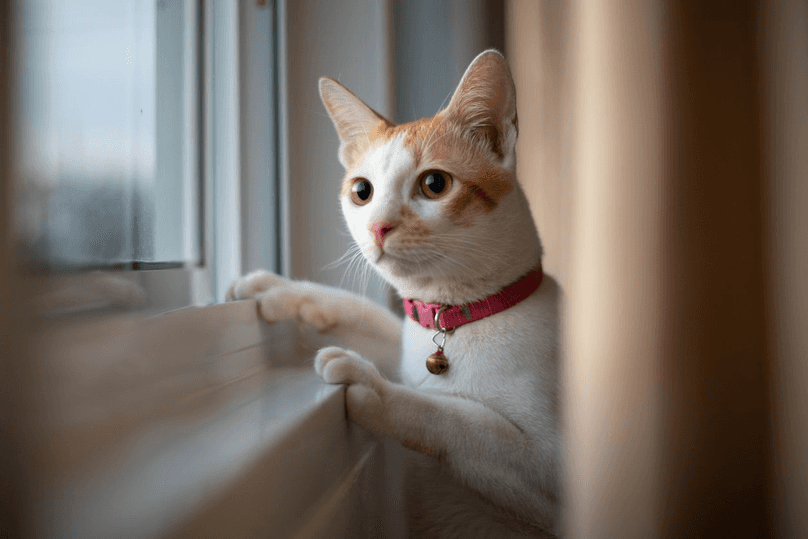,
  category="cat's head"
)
[320,50,542,304]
